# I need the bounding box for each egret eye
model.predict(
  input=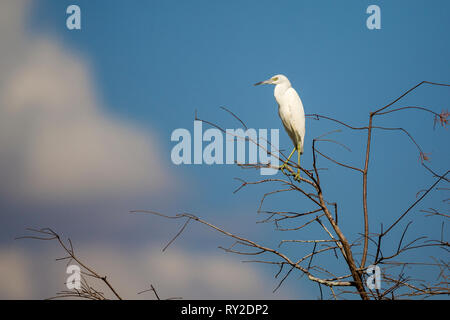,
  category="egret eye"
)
[272,77,279,81]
